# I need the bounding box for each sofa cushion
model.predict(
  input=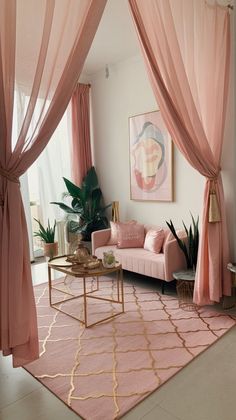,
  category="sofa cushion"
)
[107,220,137,245]
[95,245,165,280]
[144,228,165,253]
[117,222,145,248]
[107,221,118,245]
